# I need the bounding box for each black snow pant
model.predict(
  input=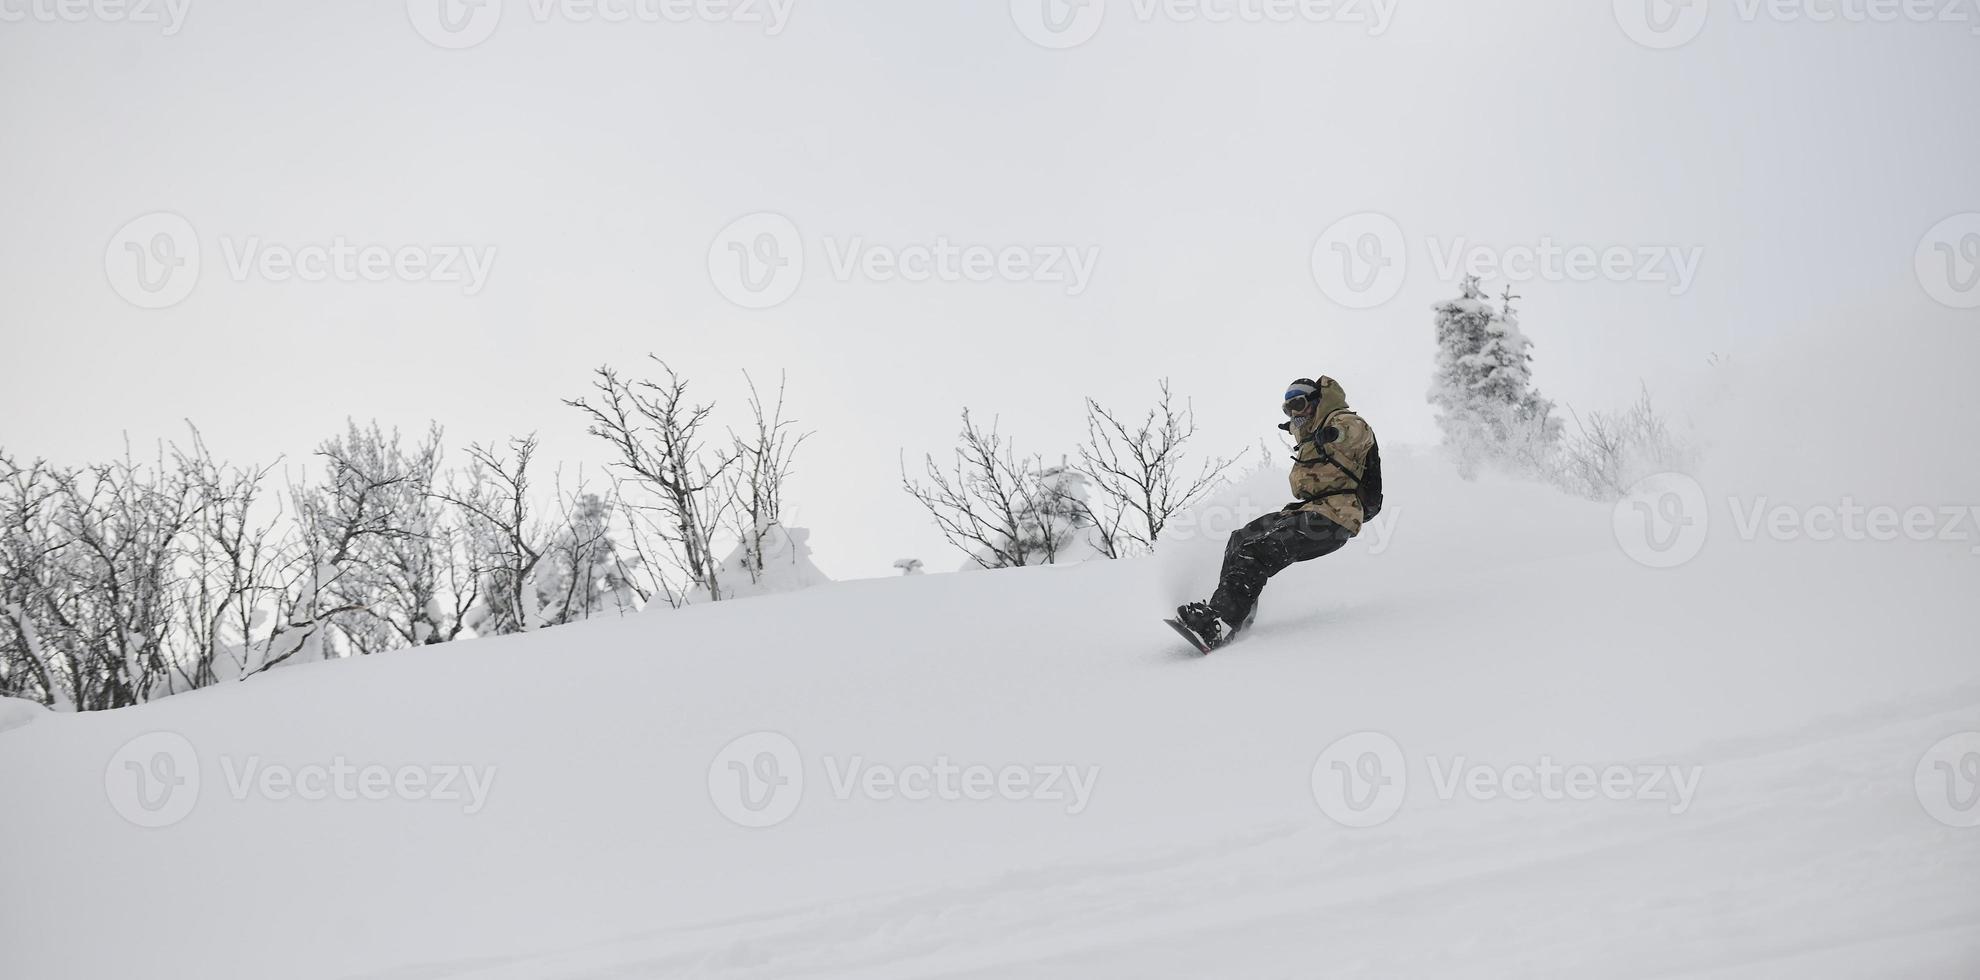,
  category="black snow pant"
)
[1208,508,1353,628]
